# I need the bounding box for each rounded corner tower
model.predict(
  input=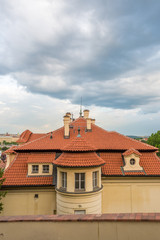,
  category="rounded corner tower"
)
[53,136,105,215]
